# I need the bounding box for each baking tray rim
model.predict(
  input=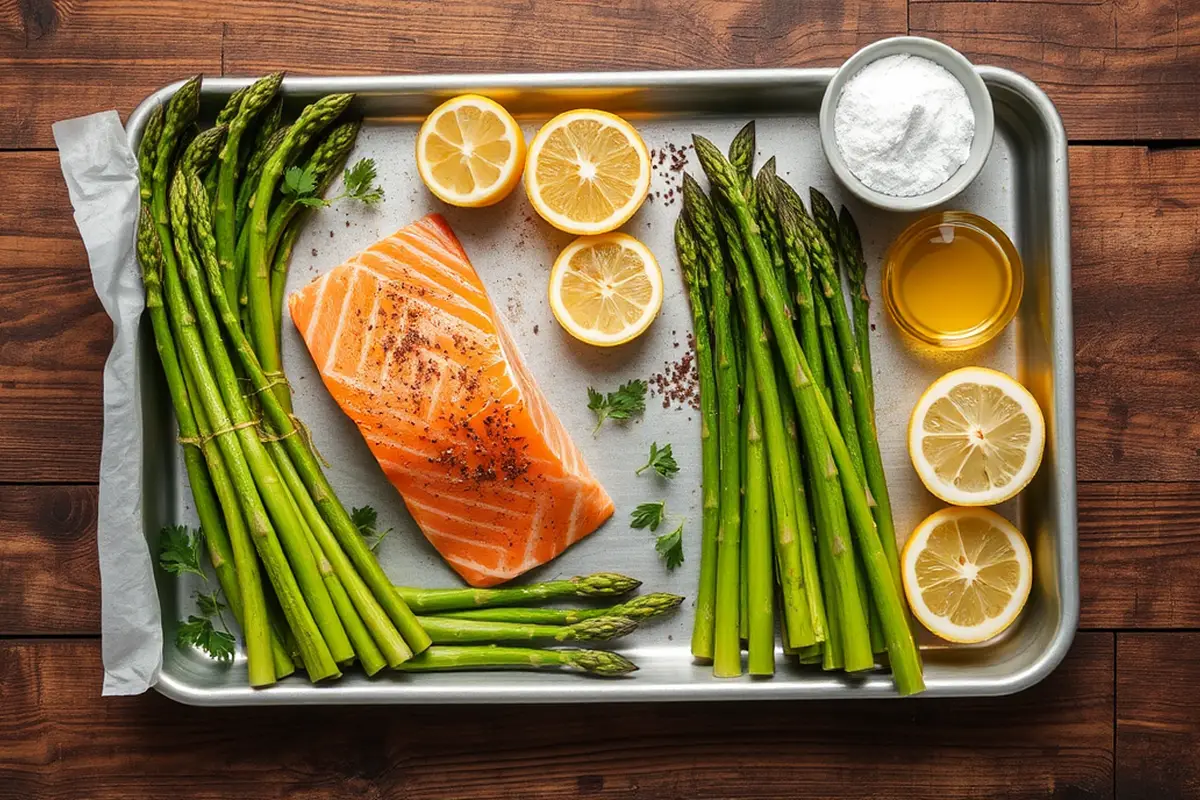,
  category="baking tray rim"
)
[123,65,1077,704]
